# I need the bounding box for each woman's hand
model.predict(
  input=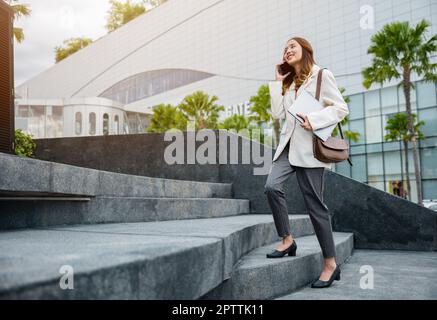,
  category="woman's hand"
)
[298,101,333,131]
[275,59,291,81]
[297,113,313,132]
